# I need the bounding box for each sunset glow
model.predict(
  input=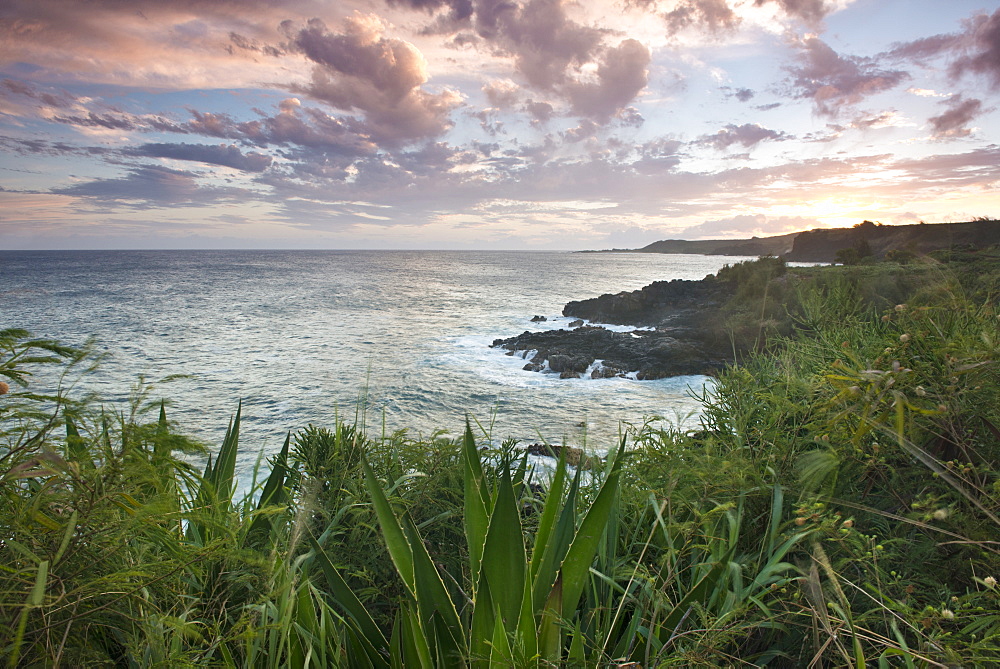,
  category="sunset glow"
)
[1,0,999,249]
